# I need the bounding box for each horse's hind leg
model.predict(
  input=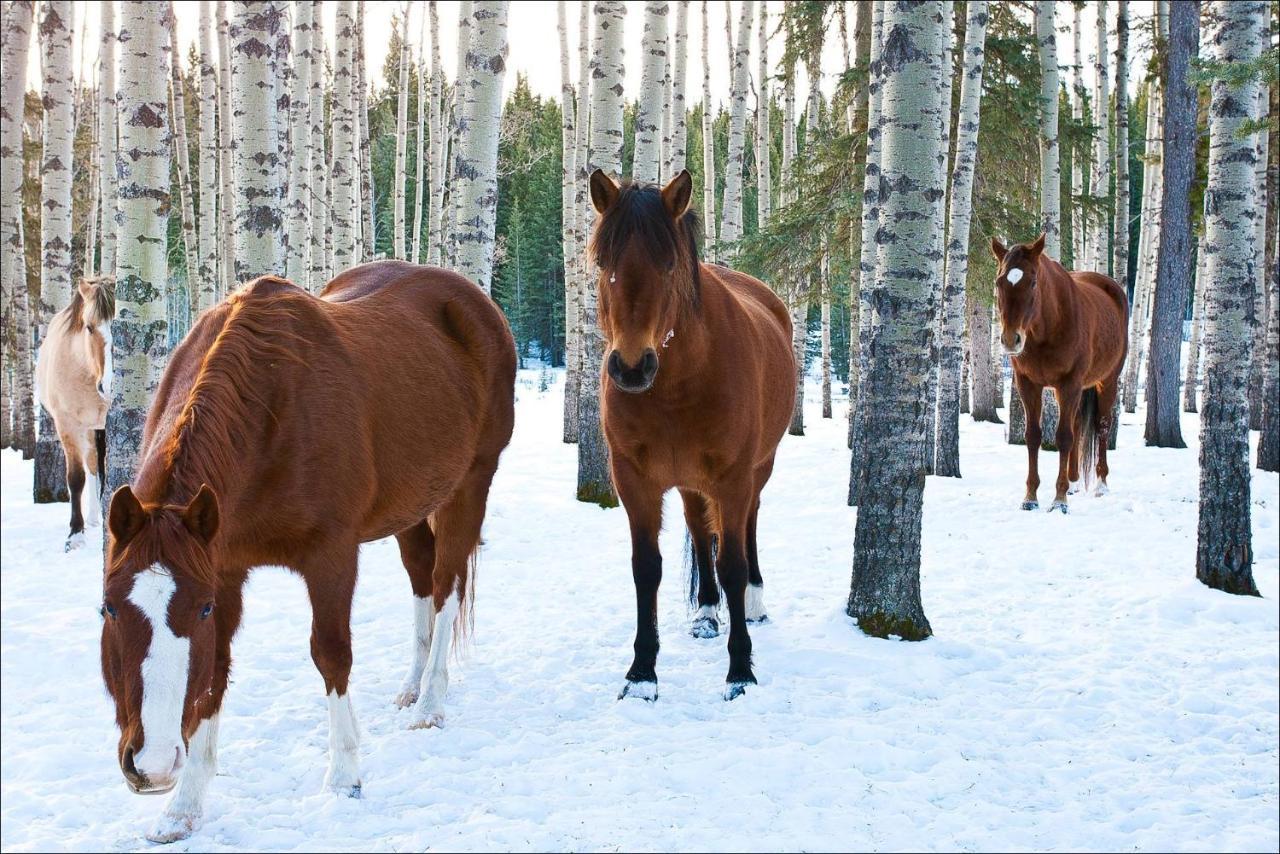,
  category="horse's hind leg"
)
[712,481,757,700]
[393,518,436,708]
[745,456,776,623]
[60,430,86,551]
[1049,384,1081,513]
[408,457,499,730]
[681,489,720,639]
[1095,376,1119,494]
